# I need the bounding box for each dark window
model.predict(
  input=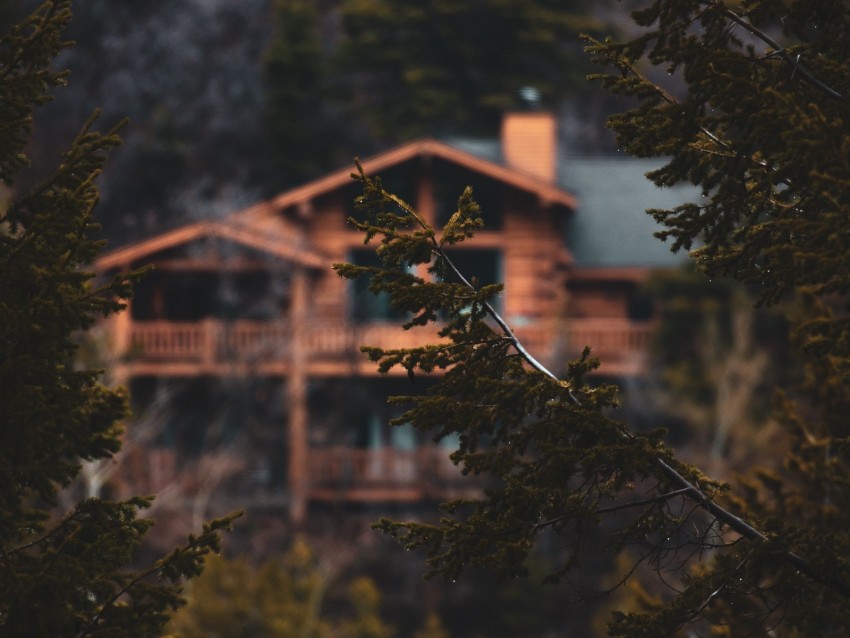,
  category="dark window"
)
[627,286,655,322]
[348,249,407,322]
[132,270,282,321]
[434,160,504,230]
